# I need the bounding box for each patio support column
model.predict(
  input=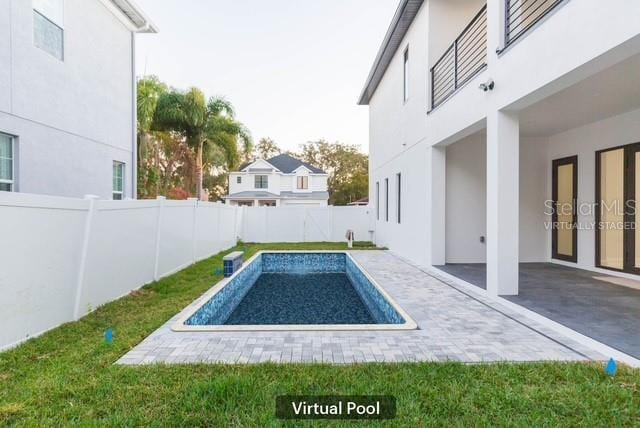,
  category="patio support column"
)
[430,145,446,266]
[486,110,519,296]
